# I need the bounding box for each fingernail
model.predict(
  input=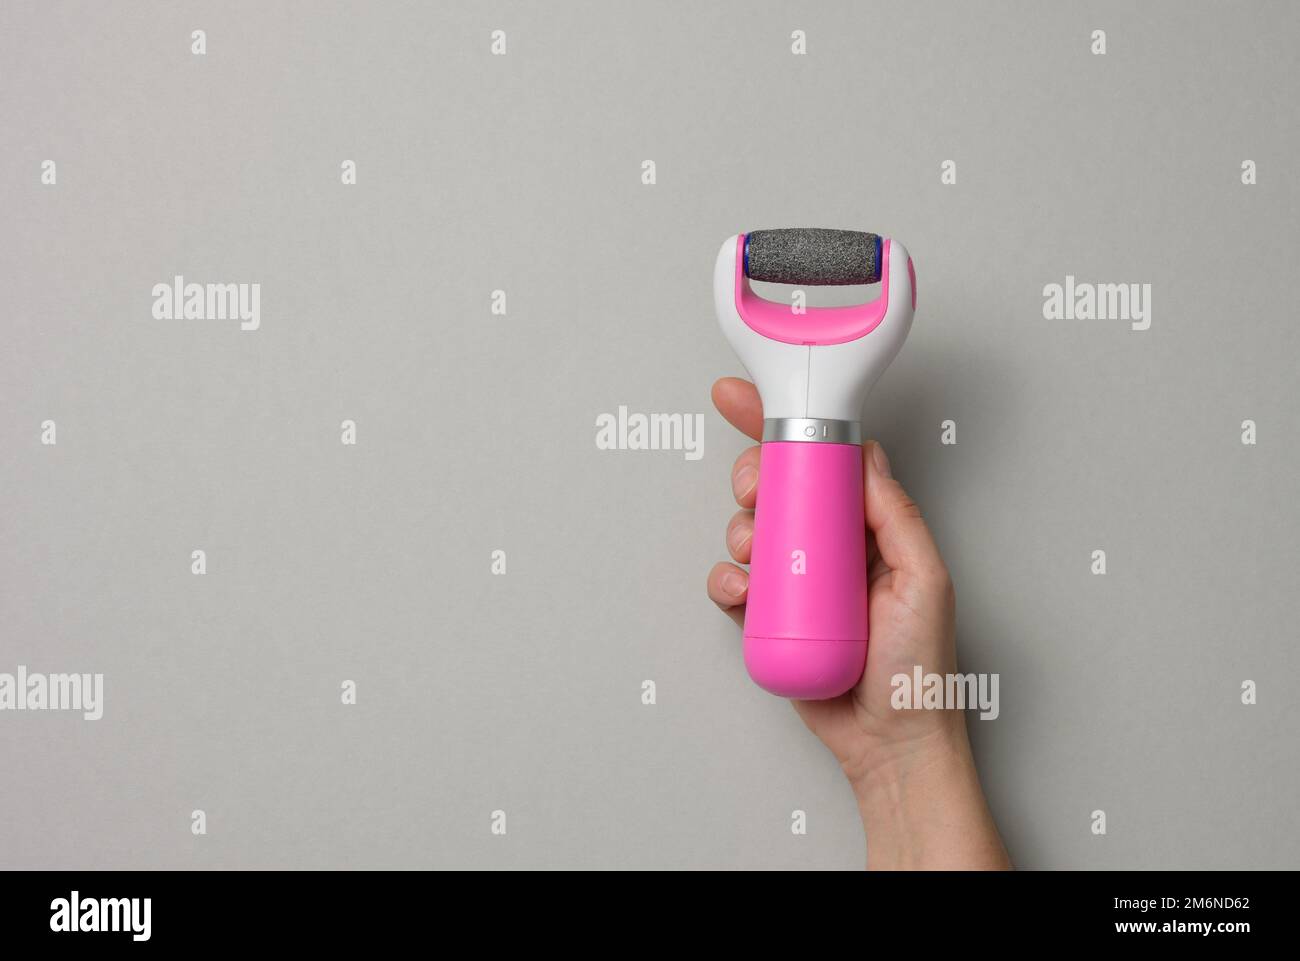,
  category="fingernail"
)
[732,465,757,499]
[721,571,748,597]
[728,522,752,552]
[870,442,892,479]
